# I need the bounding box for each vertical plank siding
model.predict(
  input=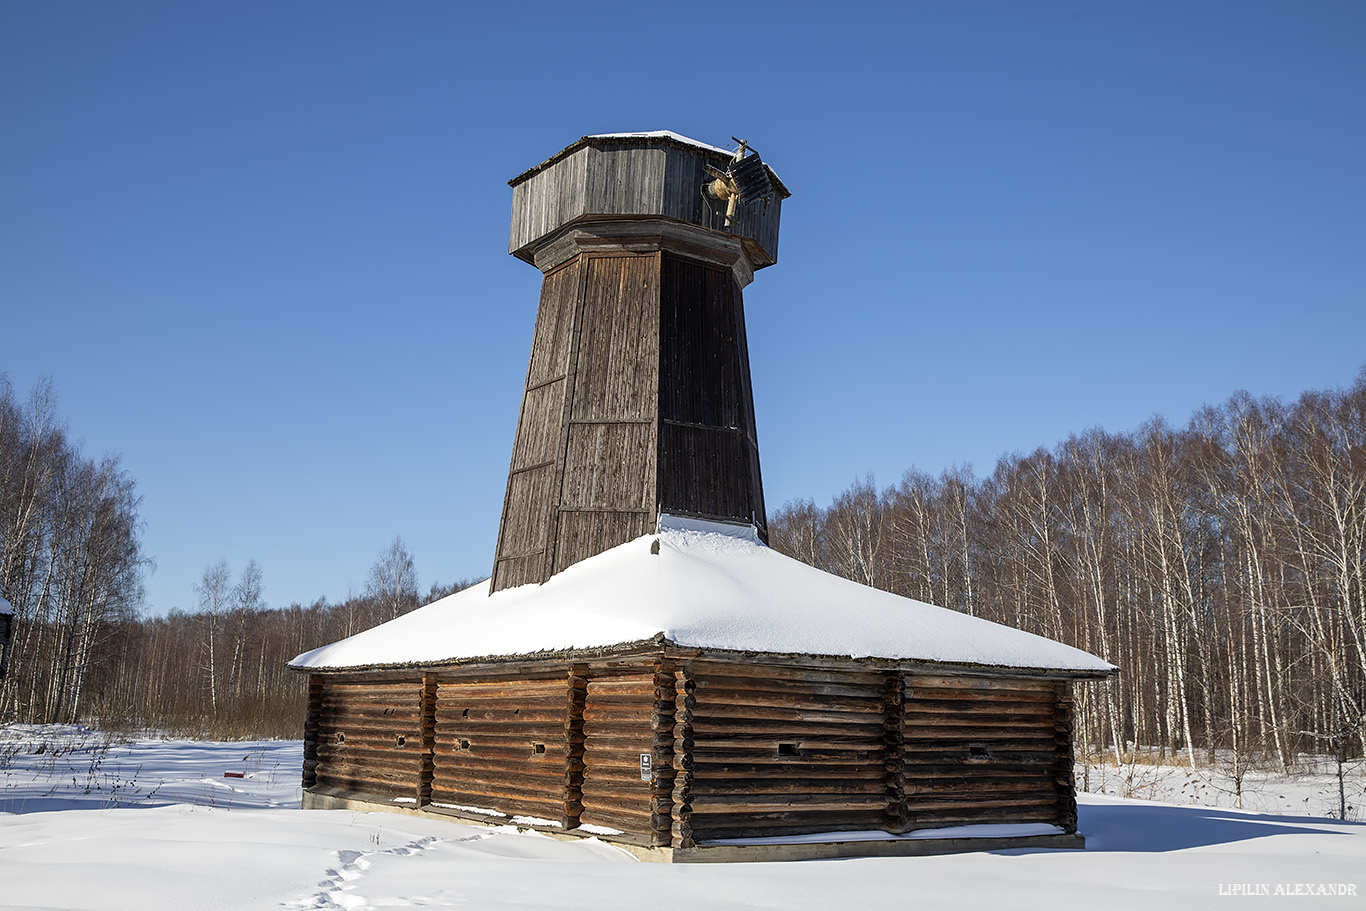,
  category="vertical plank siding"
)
[492,261,580,592]
[551,252,660,574]
[313,678,424,799]
[901,675,1075,831]
[658,255,766,535]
